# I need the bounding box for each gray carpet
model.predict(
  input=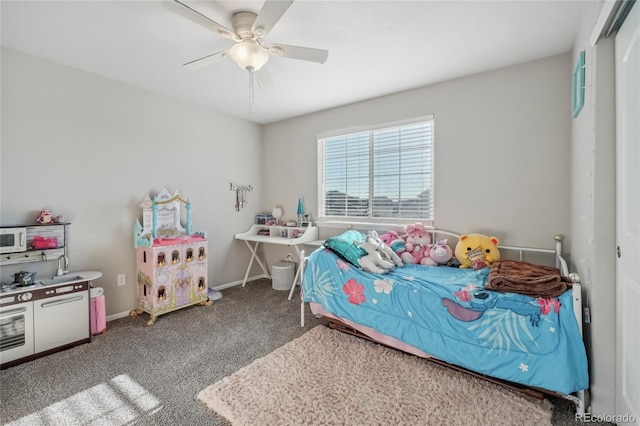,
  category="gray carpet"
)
[0,279,604,425]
